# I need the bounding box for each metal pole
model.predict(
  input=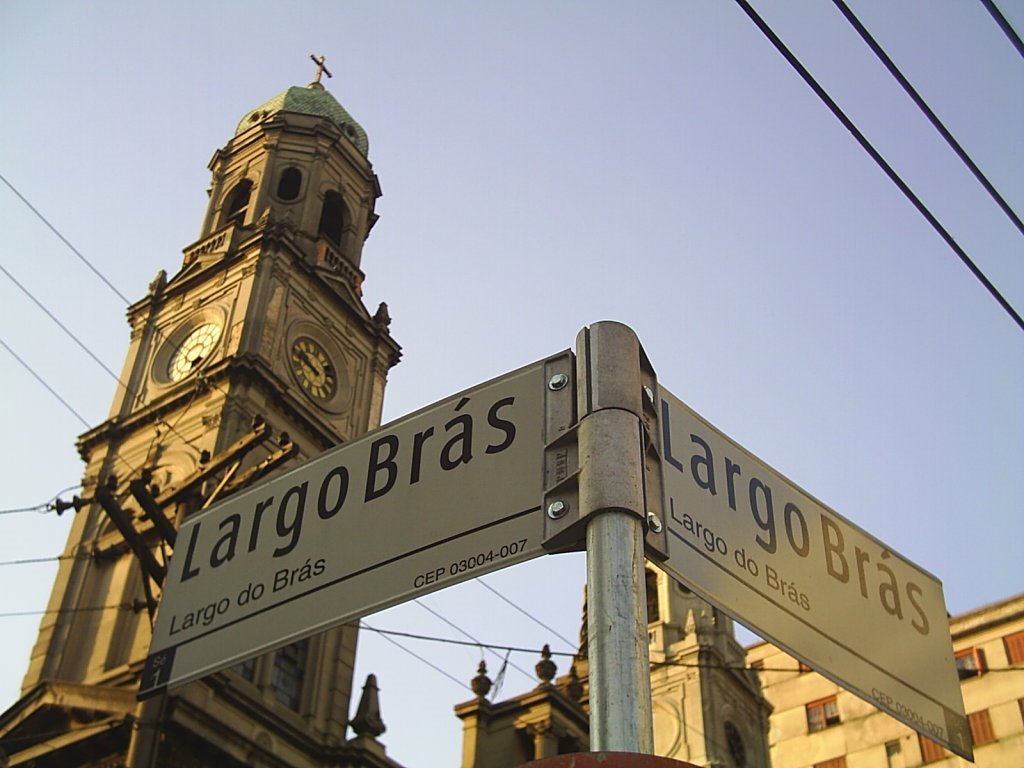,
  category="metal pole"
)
[587,510,652,751]
[576,322,654,753]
